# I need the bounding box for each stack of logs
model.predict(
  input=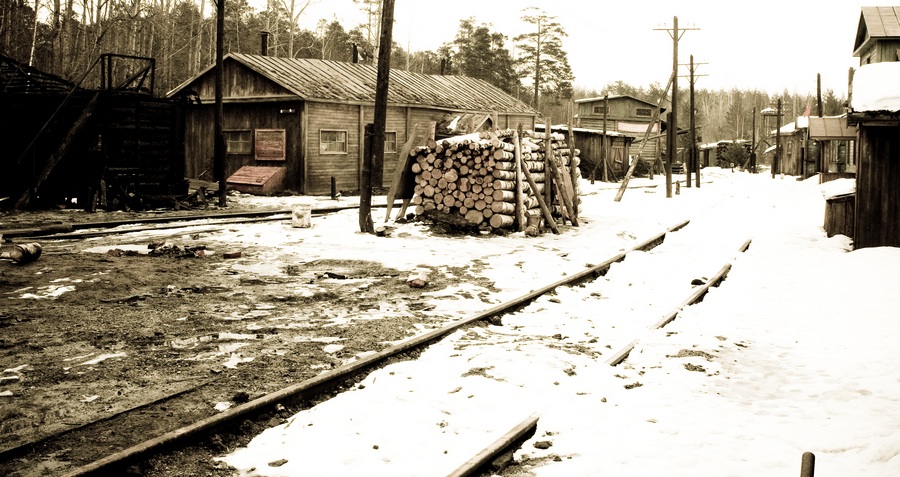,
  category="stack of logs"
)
[410,128,581,233]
